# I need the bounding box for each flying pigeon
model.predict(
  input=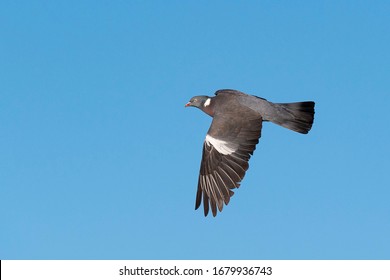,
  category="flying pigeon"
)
[185,89,315,217]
